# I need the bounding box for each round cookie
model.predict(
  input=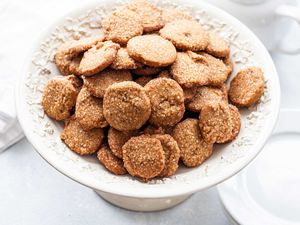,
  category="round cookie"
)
[172,118,213,167]
[54,53,74,76]
[84,69,132,98]
[159,19,209,51]
[206,33,230,58]
[144,78,185,127]
[75,87,108,130]
[102,7,143,45]
[229,67,265,107]
[111,48,142,70]
[61,117,104,155]
[108,127,138,159]
[127,35,177,67]
[199,102,241,144]
[162,8,193,24]
[68,55,82,76]
[122,135,165,180]
[55,36,104,57]
[170,51,228,88]
[126,0,164,33]
[79,41,120,76]
[152,134,180,177]
[186,85,228,112]
[132,66,162,76]
[42,75,81,121]
[97,143,127,175]
[103,81,151,131]
[135,76,153,86]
